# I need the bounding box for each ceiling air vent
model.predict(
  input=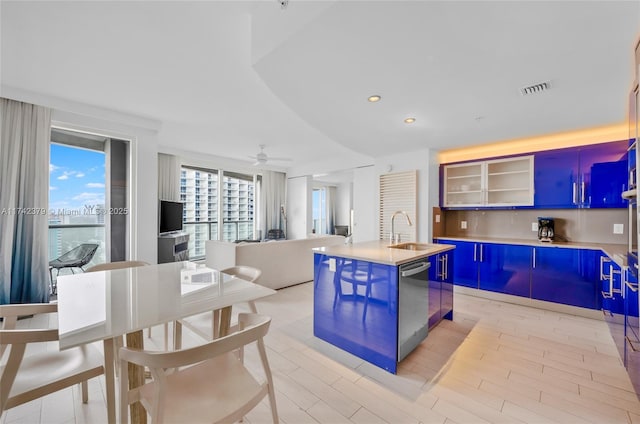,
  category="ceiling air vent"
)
[520,81,551,96]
